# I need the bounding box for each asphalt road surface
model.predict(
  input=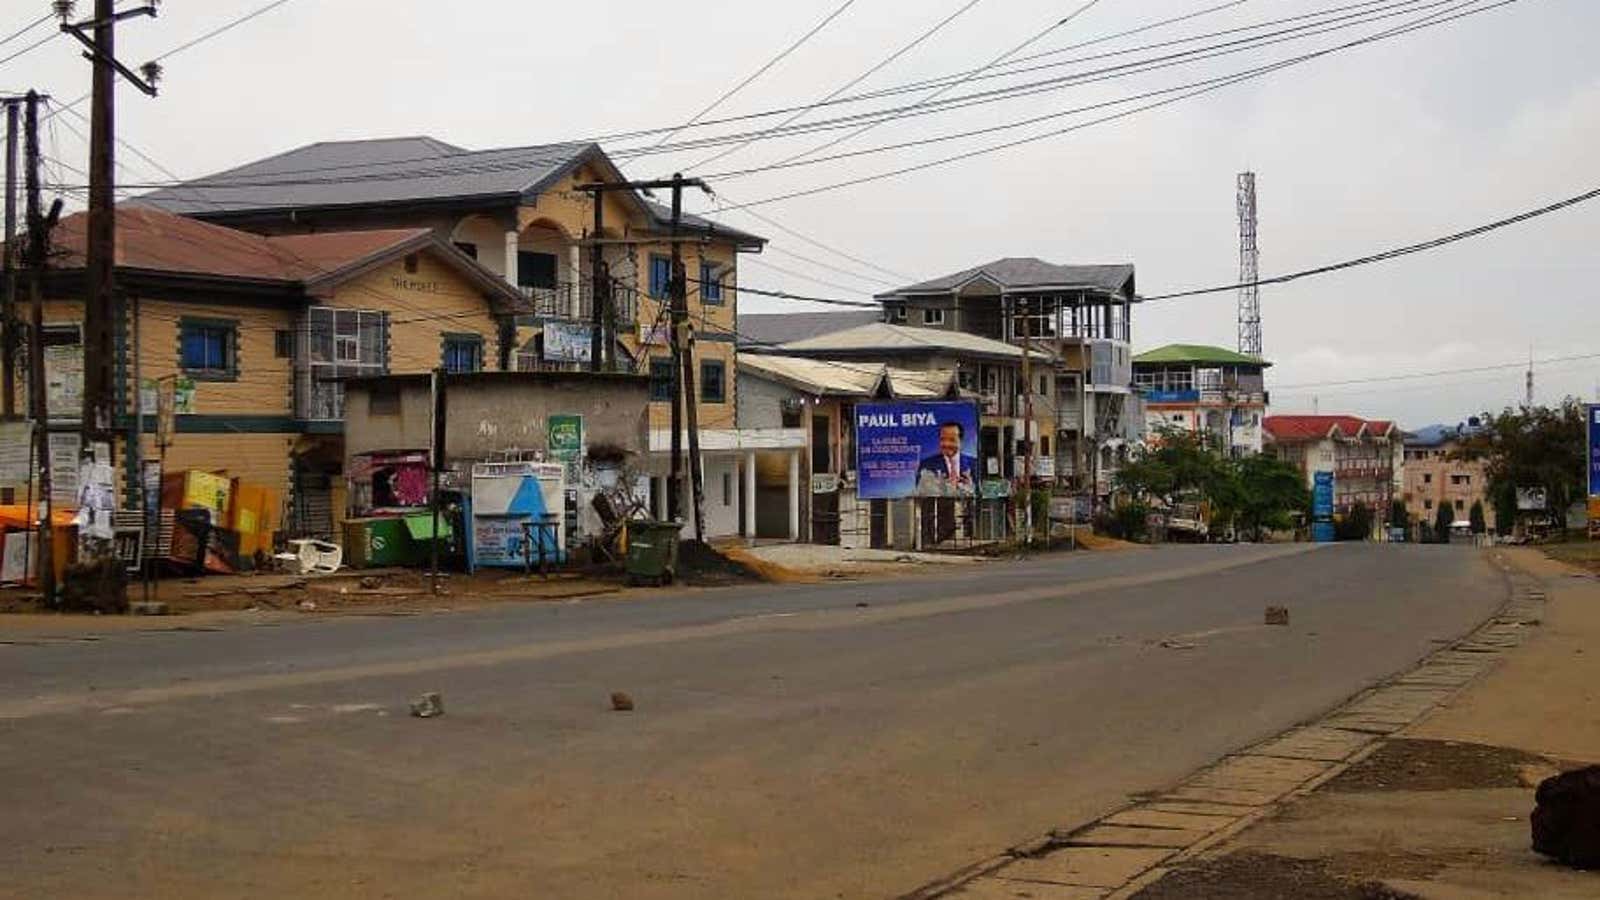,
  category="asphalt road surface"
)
[0,543,1504,899]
